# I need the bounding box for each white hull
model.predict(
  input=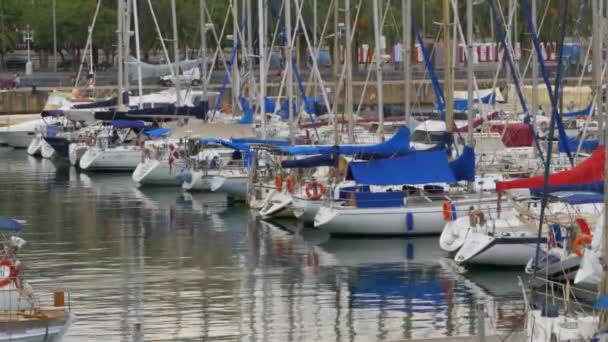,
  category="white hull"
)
[132,158,185,186]
[209,175,248,199]
[315,195,505,236]
[69,143,88,167]
[182,170,221,192]
[0,312,74,342]
[453,231,542,266]
[40,139,56,159]
[7,132,37,149]
[26,136,43,156]
[259,191,295,219]
[526,310,597,342]
[79,146,141,171]
[292,196,323,225]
